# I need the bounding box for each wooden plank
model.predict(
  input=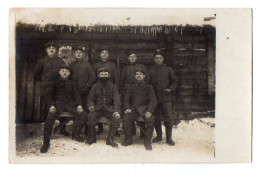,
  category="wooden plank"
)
[178,88,193,96]
[24,58,35,122]
[117,42,158,49]
[19,58,28,123]
[174,36,193,42]
[193,42,206,49]
[193,36,207,42]
[174,42,193,49]
[173,49,192,56]
[193,80,208,88]
[33,81,41,122]
[193,56,207,65]
[193,50,207,56]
